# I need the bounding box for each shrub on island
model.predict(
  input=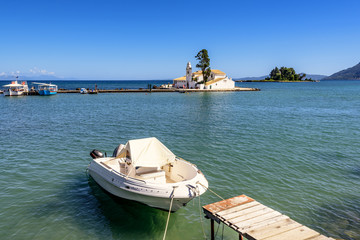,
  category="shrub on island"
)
[265,67,313,81]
